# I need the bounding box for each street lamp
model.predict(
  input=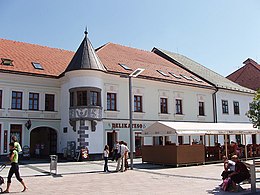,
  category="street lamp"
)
[120,68,145,170]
